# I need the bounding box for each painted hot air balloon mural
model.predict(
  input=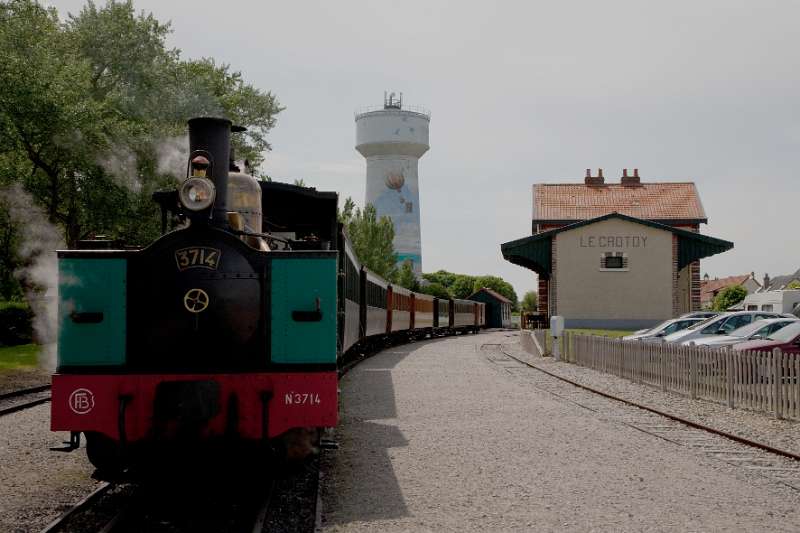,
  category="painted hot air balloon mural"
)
[385,172,413,213]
